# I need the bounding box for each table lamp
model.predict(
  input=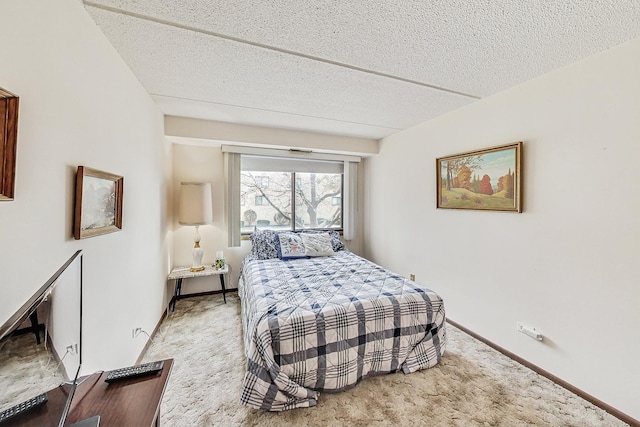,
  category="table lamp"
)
[178,182,213,272]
